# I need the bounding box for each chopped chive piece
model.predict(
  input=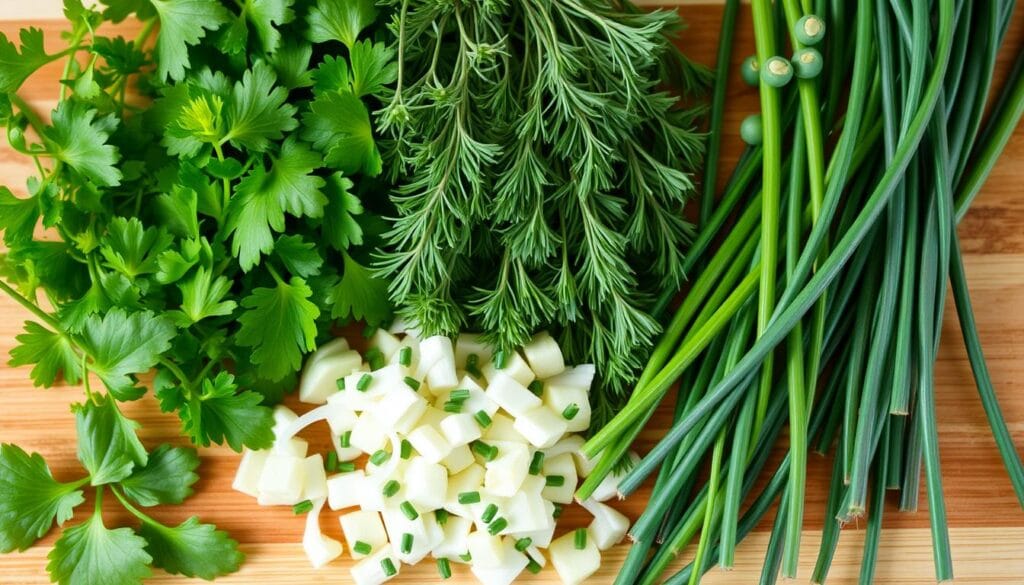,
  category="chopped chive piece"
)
[493,350,507,369]
[403,376,421,391]
[380,557,397,577]
[401,533,414,554]
[339,430,352,448]
[528,451,545,475]
[514,538,533,552]
[472,441,498,461]
[466,353,479,369]
[562,403,580,420]
[481,503,498,523]
[399,346,413,366]
[336,377,346,390]
[435,509,449,525]
[325,451,339,472]
[473,410,492,428]
[365,347,384,370]
[382,480,401,497]
[400,501,419,520]
[459,552,472,562]
[370,449,390,466]
[292,500,313,515]
[400,439,412,459]
[527,380,544,396]
[338,461,356,472]
[353,541,372,555]
[449,389,471,402]
[362,325,377,338]
[574,528,587,550]
[458,491,481,504]
[527,559,542,574]
[552,503,564,518]
[545,474,565,487]
[487,517,508,535]
[437,557,452,579]
[443,400,463,414]
[356,373,373,391]
[466,364,483,378]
